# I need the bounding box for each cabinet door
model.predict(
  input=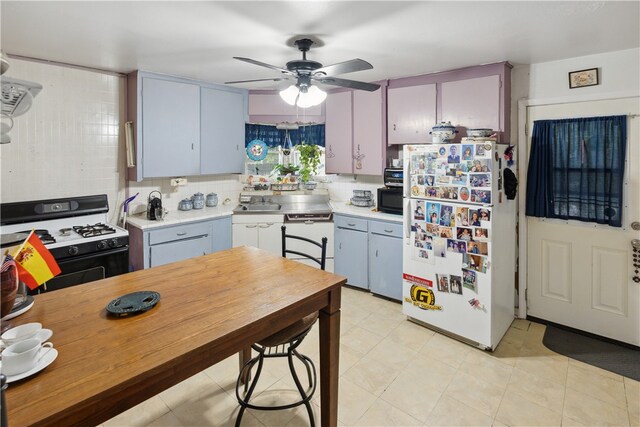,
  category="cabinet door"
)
[369,233,403,300]
[141,77,200,177]
[334,227,368,289]
[353,89,384,175]
[440,75,501,132]
[284,221,334,258]
[232,223,258,248]
[212,217,232,253]
[324,91,353,174]
[257,222,283,255]
[387,84,436,145]
[149,236,210,268]
[201,88,245,175]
